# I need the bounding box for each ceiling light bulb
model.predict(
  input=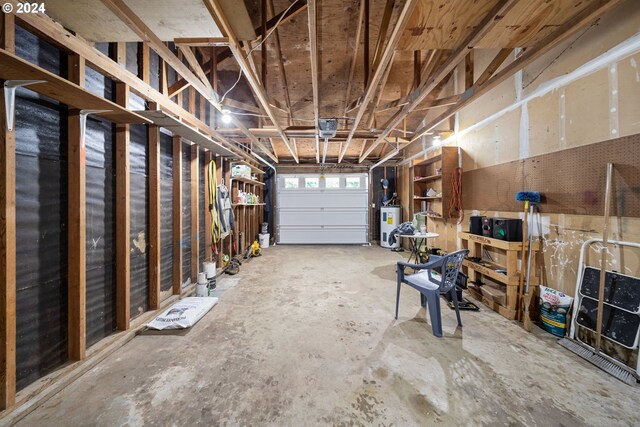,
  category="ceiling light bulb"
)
[433,135,441,145]
[221,110,232,124]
